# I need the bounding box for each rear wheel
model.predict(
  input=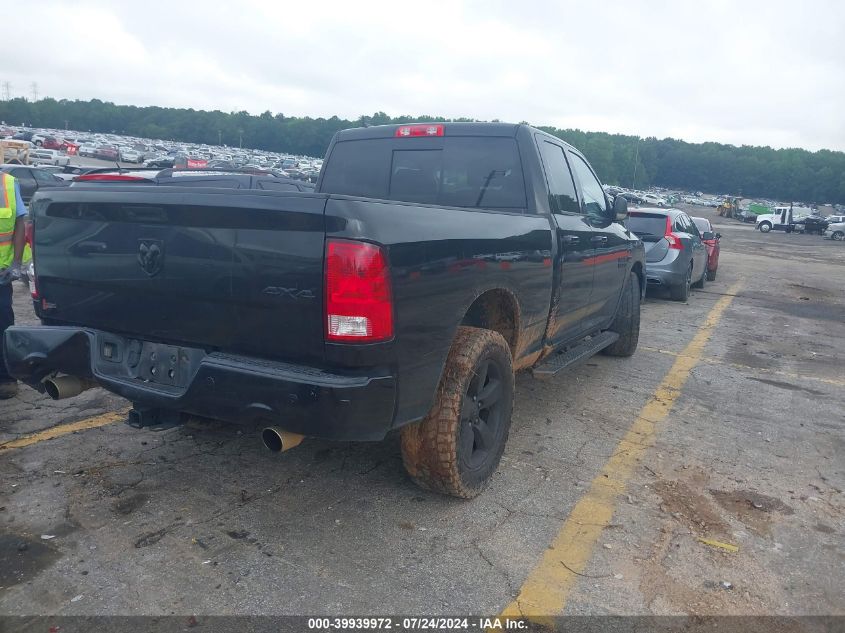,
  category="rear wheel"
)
[602,271,640,357]
[400,326,514,498]
[692,265,706,289]
[670,264,692,302]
